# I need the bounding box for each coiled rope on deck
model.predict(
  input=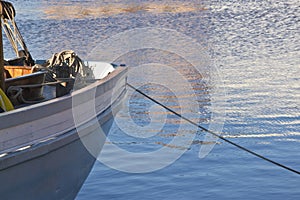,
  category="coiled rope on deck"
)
[126,83,300,176]
[43,50,88,82]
